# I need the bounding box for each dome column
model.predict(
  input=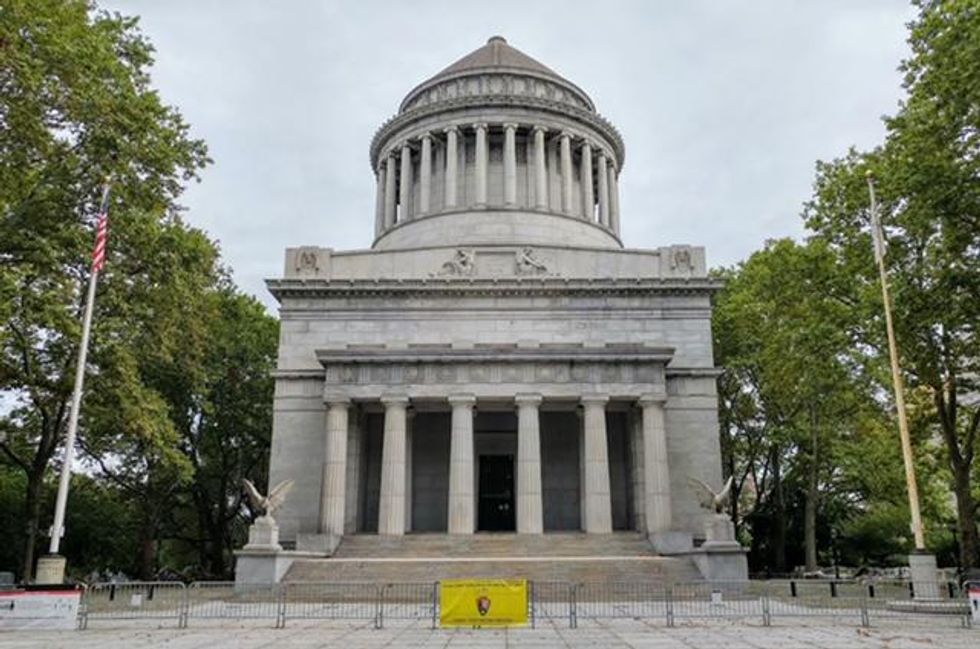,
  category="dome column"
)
[383,153,397,228]
[474,123,488,207]
[503,123,518,206]
[444,126,459,209]
[533,126,548,210]
[597,149,610,227]
[580,141,594,221]
[399,143,413,222]
[609,162,621,235]
[560,131,573,214]
[419,133,433,215]
[374,164,386,237]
